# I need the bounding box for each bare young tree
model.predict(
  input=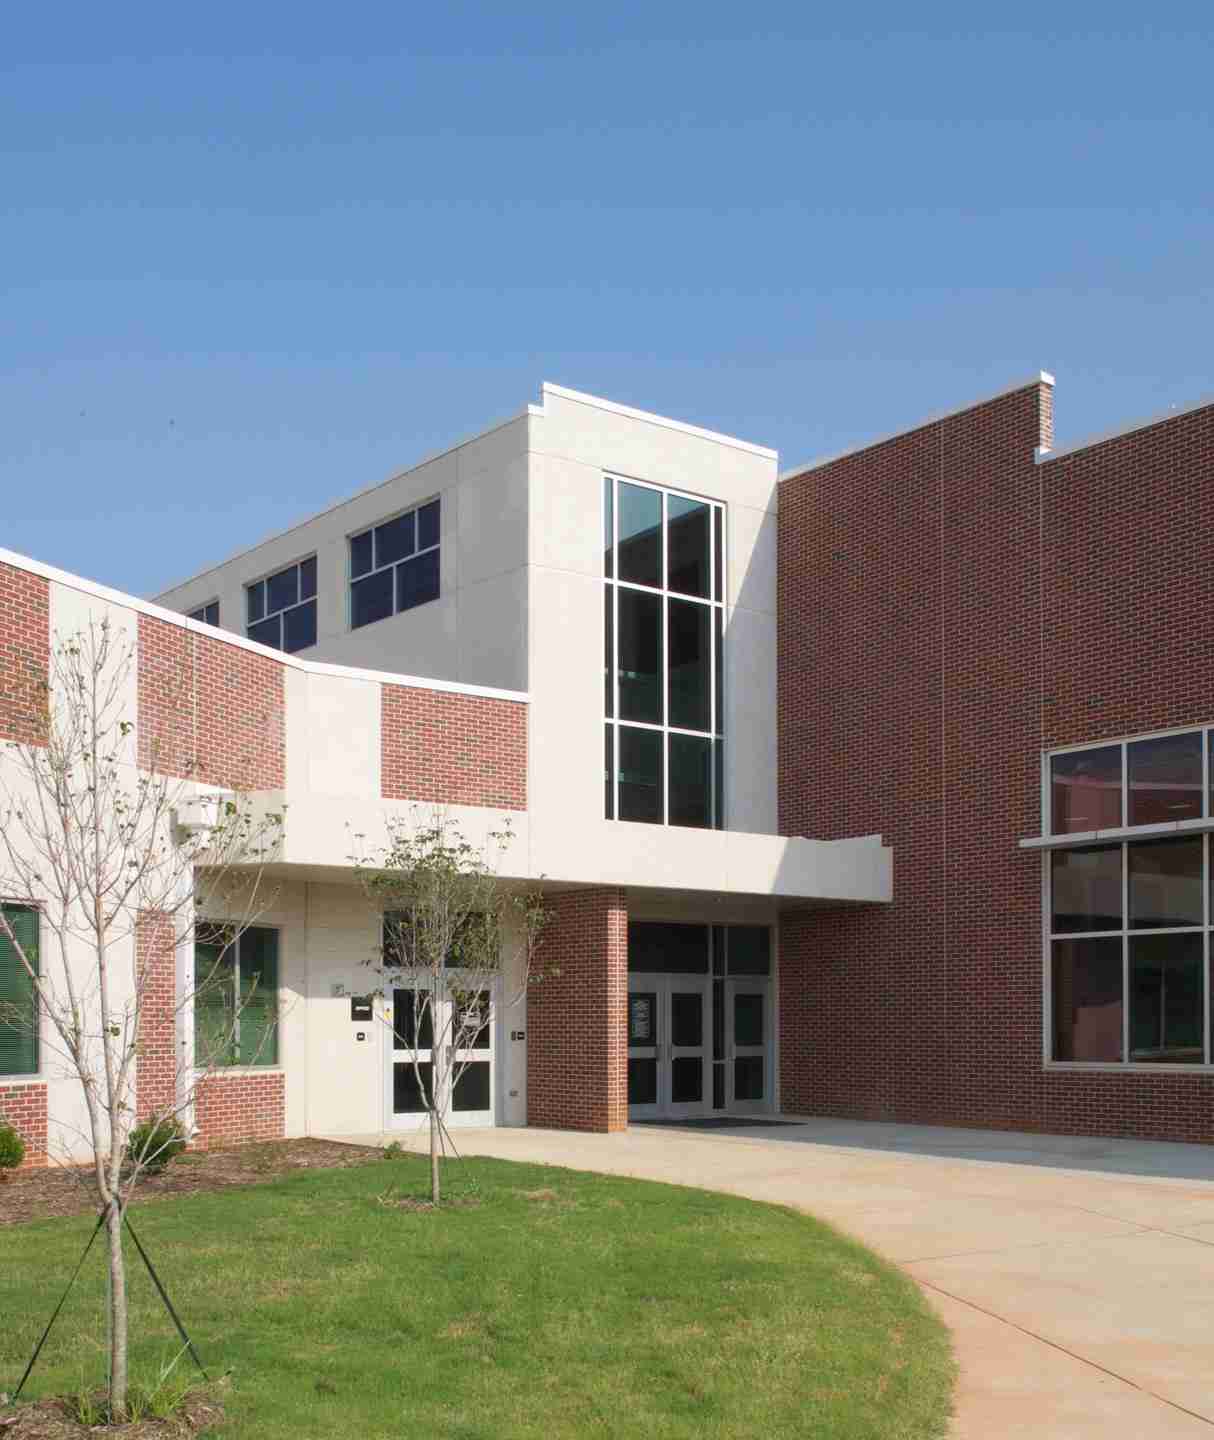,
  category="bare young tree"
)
[354,811,549,1205]
[0,619,283,1419]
